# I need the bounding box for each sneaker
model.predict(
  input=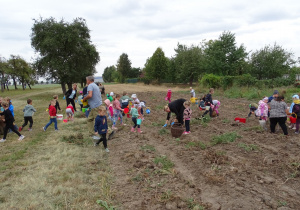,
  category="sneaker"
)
[105,148,110,153]
[183,131,190,135]
[28,128,32,131]
[55,129,59,131]
[18,127,22,132]
[18,135,25,141]
[94,142,99,147]
[0,139,6,142]
[295,131,299,134]
[42,127,46,131]
[293,127,296,130]
[92,135,100,140]
[108,131,115,140]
